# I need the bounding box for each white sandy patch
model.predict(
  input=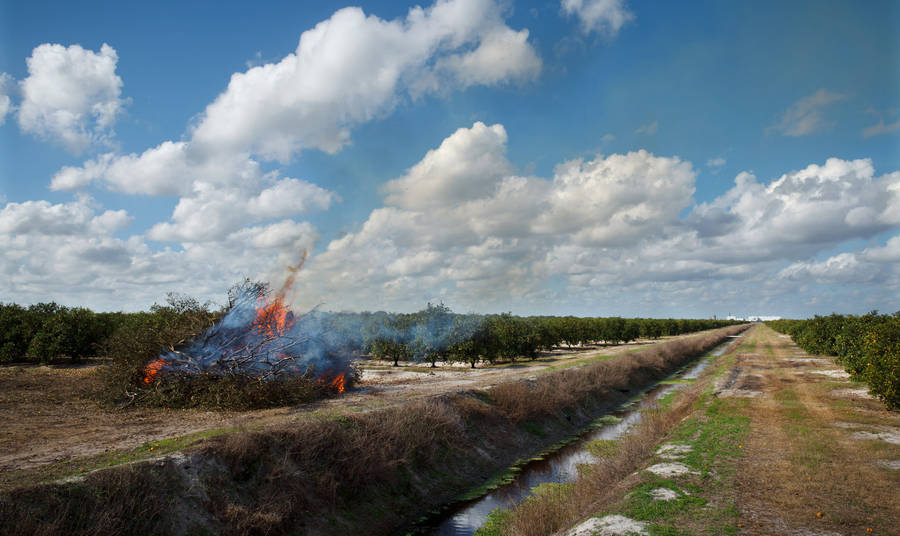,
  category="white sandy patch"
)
[645,462,697,477]
[809,369,850,379]
[829,388,873,399]
[716,388,768,399]
[876,459,900,470]
[783,357,830,365]
[360,370,430,383]
[851,429,900,446]
[566,515,648,536]
[649,487,680,501]
[656,443,693,460]
[832,422,862,429]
